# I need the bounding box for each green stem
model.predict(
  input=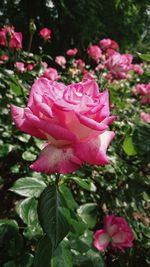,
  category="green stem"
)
[55,173,60,185]
[28,33,33,52]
